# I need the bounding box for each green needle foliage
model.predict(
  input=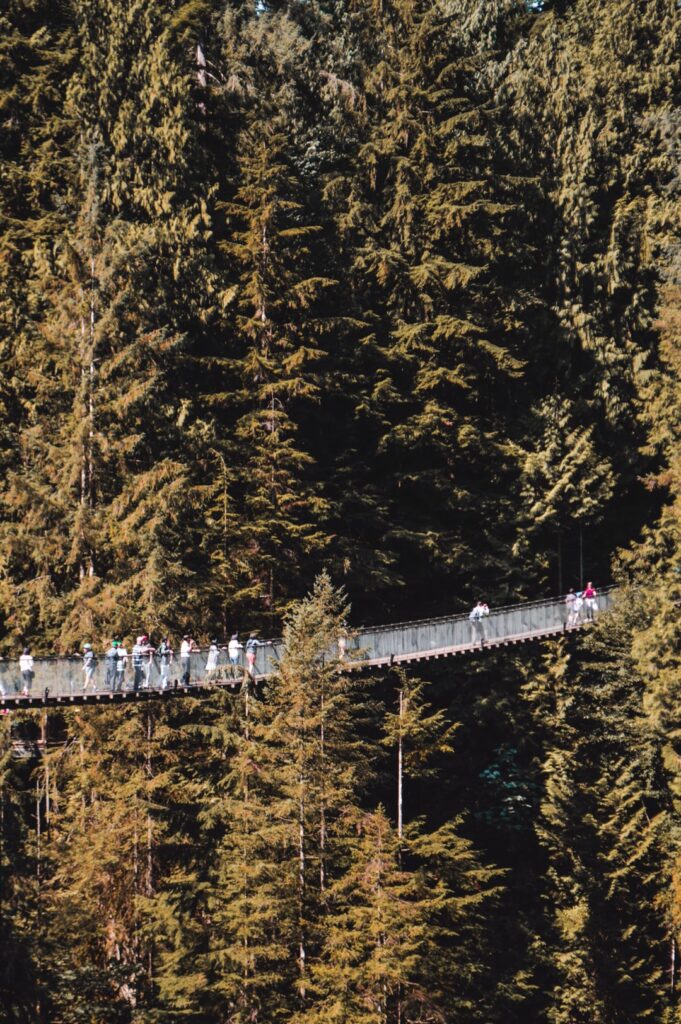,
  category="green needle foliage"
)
[0,0,680,1019]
